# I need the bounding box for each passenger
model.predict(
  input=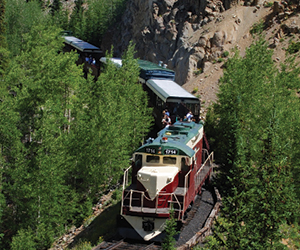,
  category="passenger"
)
[162,114,171,128]
[88,55,93,64]
[173,105,178,115]
[92,58,96,65]
[165,115,171,128]
[85,55,89,63]
[165,109,170,117]
[186,111,193,122]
